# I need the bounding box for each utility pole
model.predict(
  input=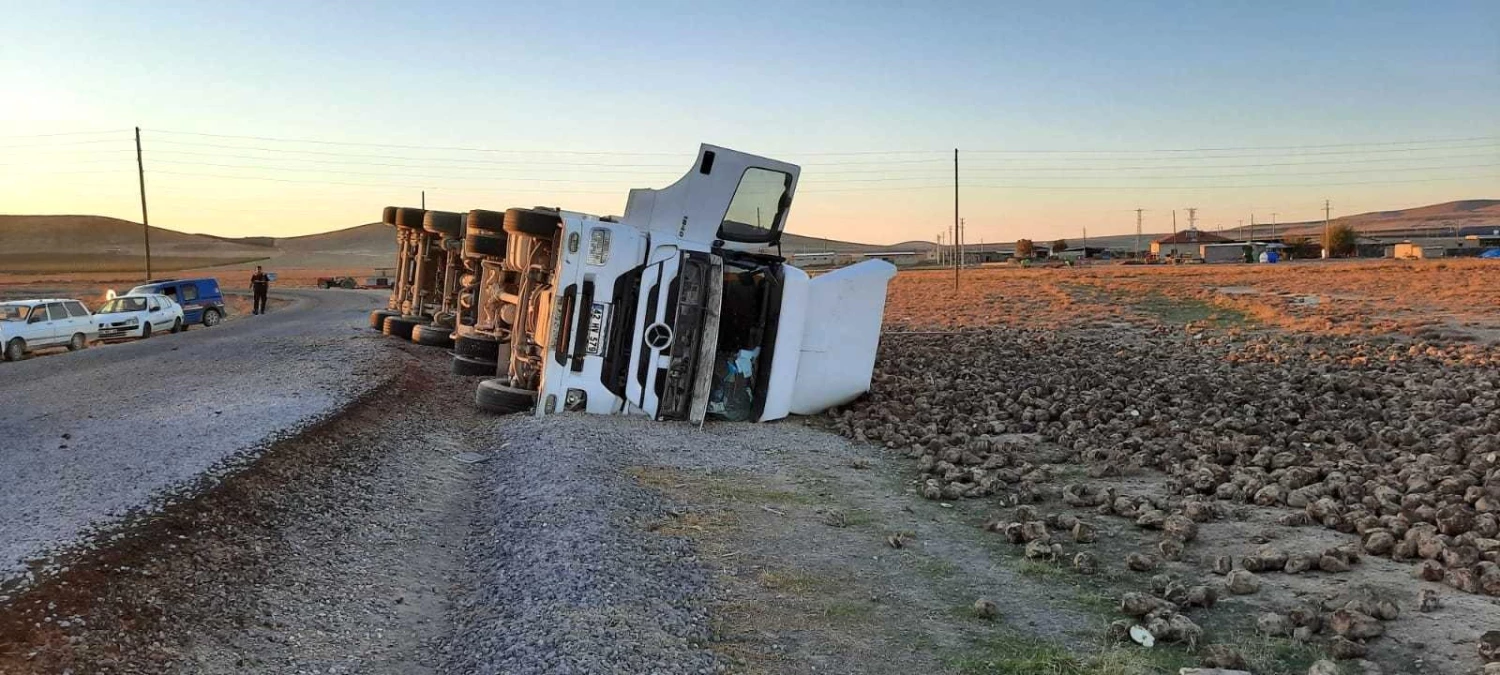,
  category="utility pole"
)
[1323,199,1332,258]
[1135,208,1144,260]
[959,218,966,270]
[134,126,153,281]
[1271,212,1278,241]
[953,148,959,291]
[1172,209,1177,231]
[421,190,426,210]
[1186,207,1197,231]
[1082,225,1088,261]
[1250,214,1256,246]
